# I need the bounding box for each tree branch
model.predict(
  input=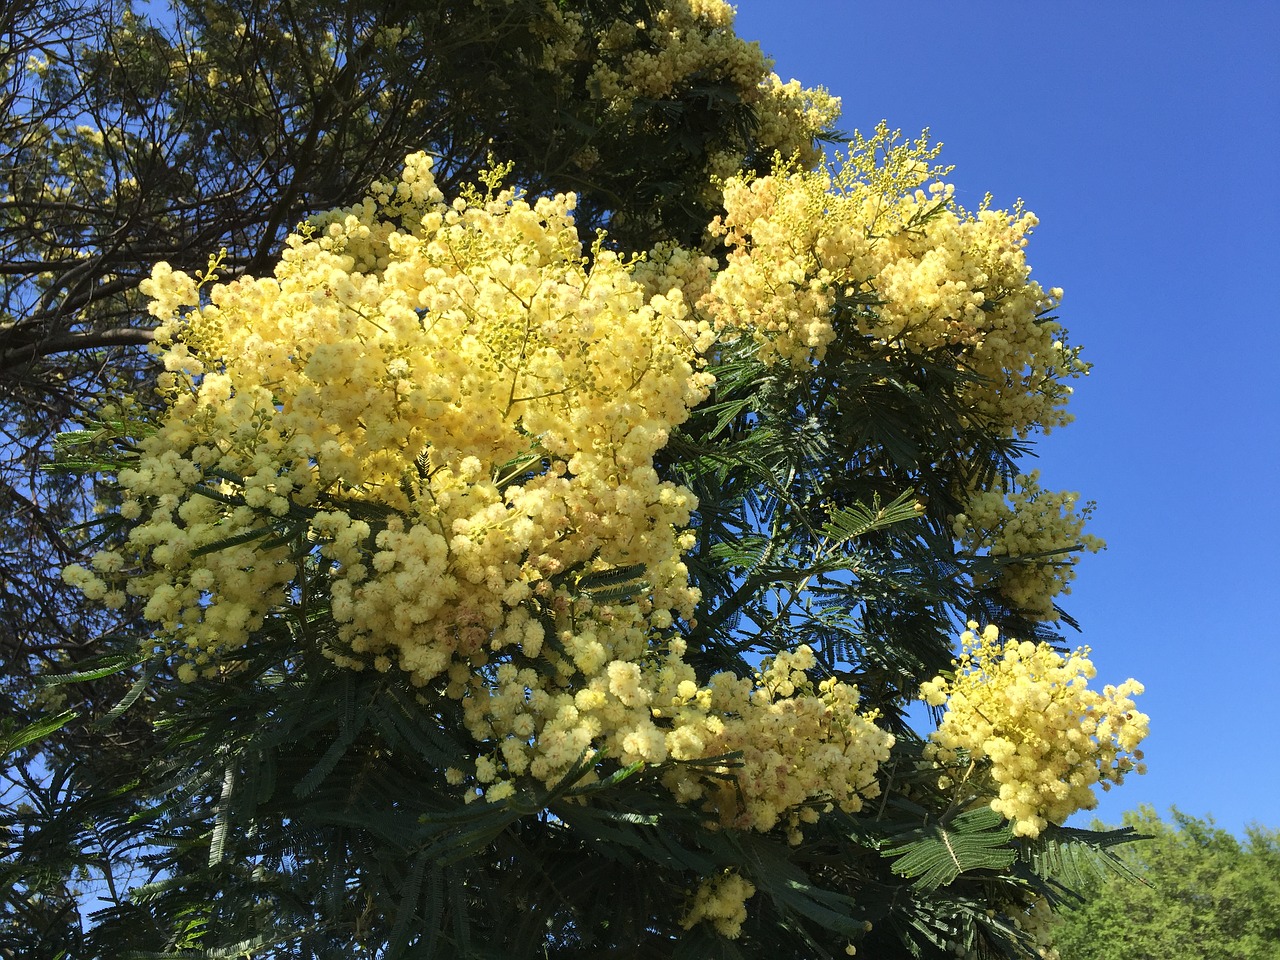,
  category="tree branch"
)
[0,326,157,371]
